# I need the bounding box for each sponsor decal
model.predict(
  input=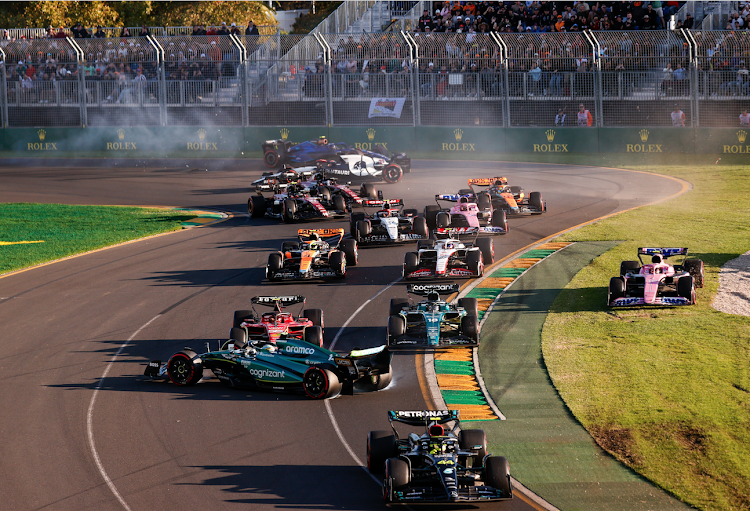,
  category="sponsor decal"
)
[187,129,219,150]
[254,296,299,303]
[396,410,450,418]
[285,345,315,355]
[448,269,475,276]
[325,168,353,175]
[245,366,286,379]
[393,339,418,344]
[28,129,58,151]
[407,269,433,277]
[106,129,137,151]
[368,97,406,118]
[408,284,460,293]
